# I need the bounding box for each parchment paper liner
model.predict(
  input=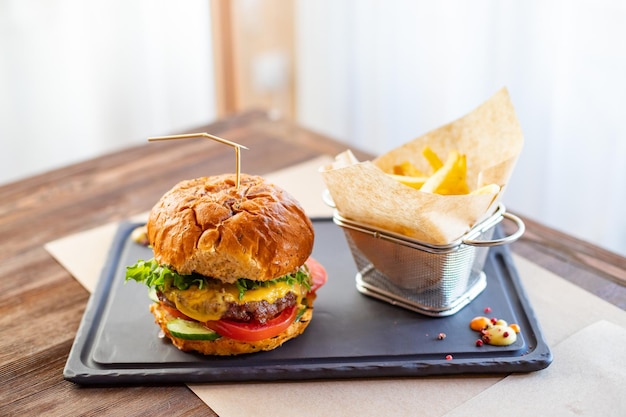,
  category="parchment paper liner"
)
[320,87,524,246]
